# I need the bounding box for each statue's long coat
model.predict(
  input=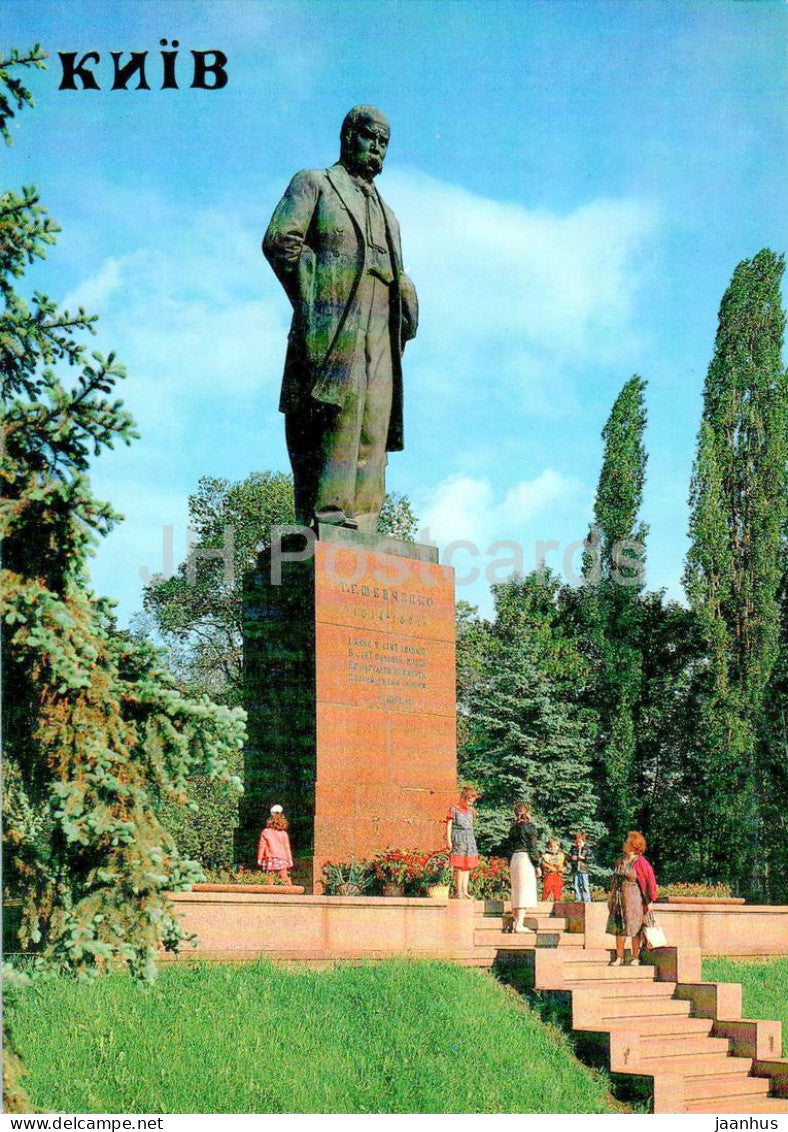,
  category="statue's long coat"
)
[263,162,417,452]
